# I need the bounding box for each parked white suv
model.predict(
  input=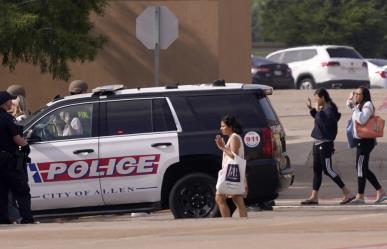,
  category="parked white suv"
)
[266,45,370,89]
